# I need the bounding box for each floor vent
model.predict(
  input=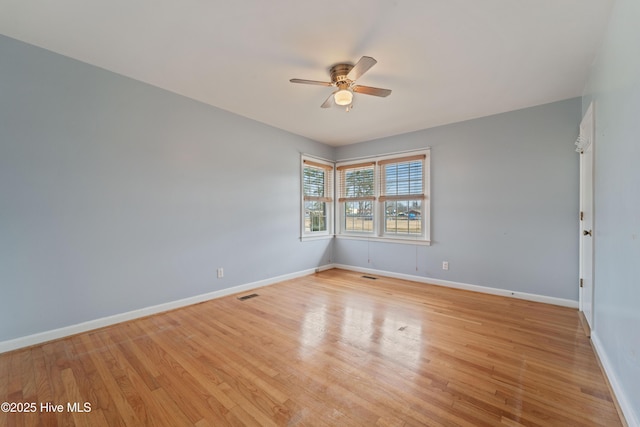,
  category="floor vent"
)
[237,293,259,301]
[361,275,378,280]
